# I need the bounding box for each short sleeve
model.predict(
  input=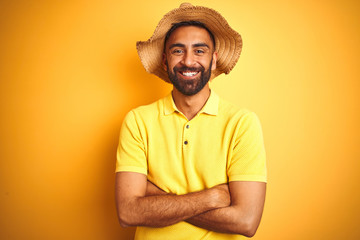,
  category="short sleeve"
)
[227,112,267,182]
[115,111,147,175]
